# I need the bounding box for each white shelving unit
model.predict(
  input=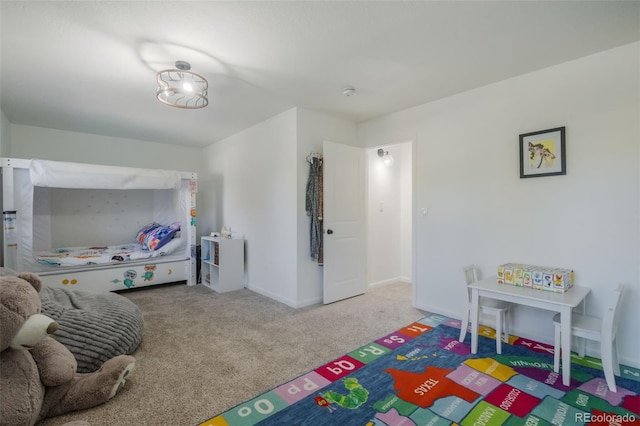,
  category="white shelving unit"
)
[200,236,245,293]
